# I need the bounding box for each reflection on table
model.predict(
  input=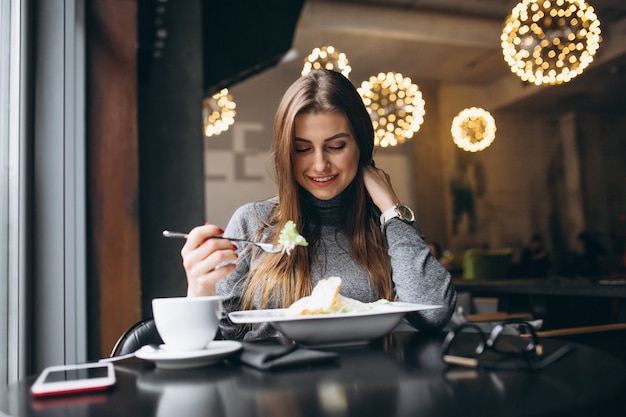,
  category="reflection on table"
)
[1,331,625,417]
